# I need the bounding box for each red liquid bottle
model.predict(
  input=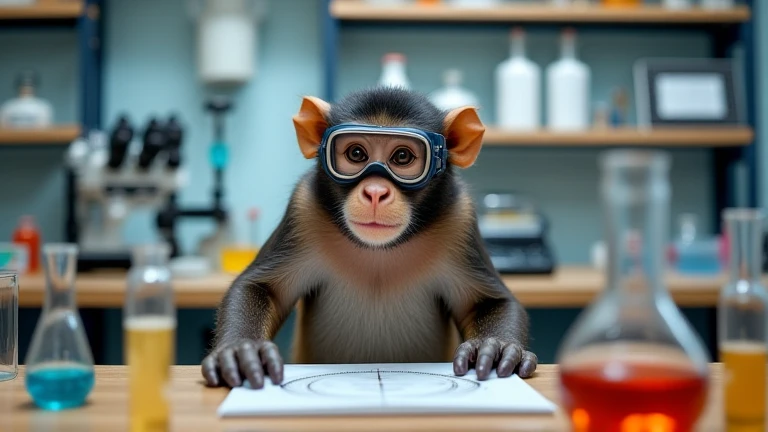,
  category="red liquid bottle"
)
[13,215,41,273]
[557,150,710,432]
